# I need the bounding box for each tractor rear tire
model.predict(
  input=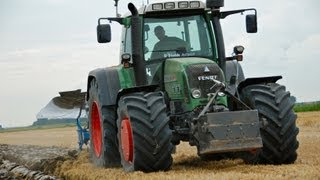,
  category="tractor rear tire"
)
[117,92,173,172]
[240,83,299,164]
[88,79,120,167]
